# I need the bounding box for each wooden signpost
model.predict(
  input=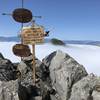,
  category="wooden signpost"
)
[21,25,45,84]
[12,8,32,23]
[11,8,46,84]
[3,0,49,86]
[12,44,31,57]
[21,26,44,44]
